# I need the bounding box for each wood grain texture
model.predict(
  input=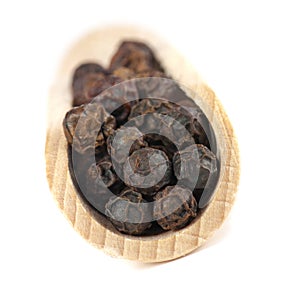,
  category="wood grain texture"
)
[45,26,240,263]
